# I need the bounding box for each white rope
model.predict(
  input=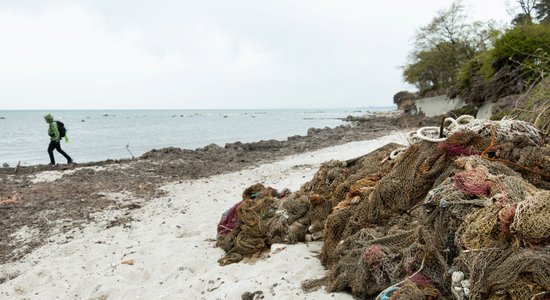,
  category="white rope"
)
[416,126,447,142]
[444,117,459,129]
[389,147,408,160]
[456,114,475,124]
[413,116,542,144]
[407,131,420,144]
